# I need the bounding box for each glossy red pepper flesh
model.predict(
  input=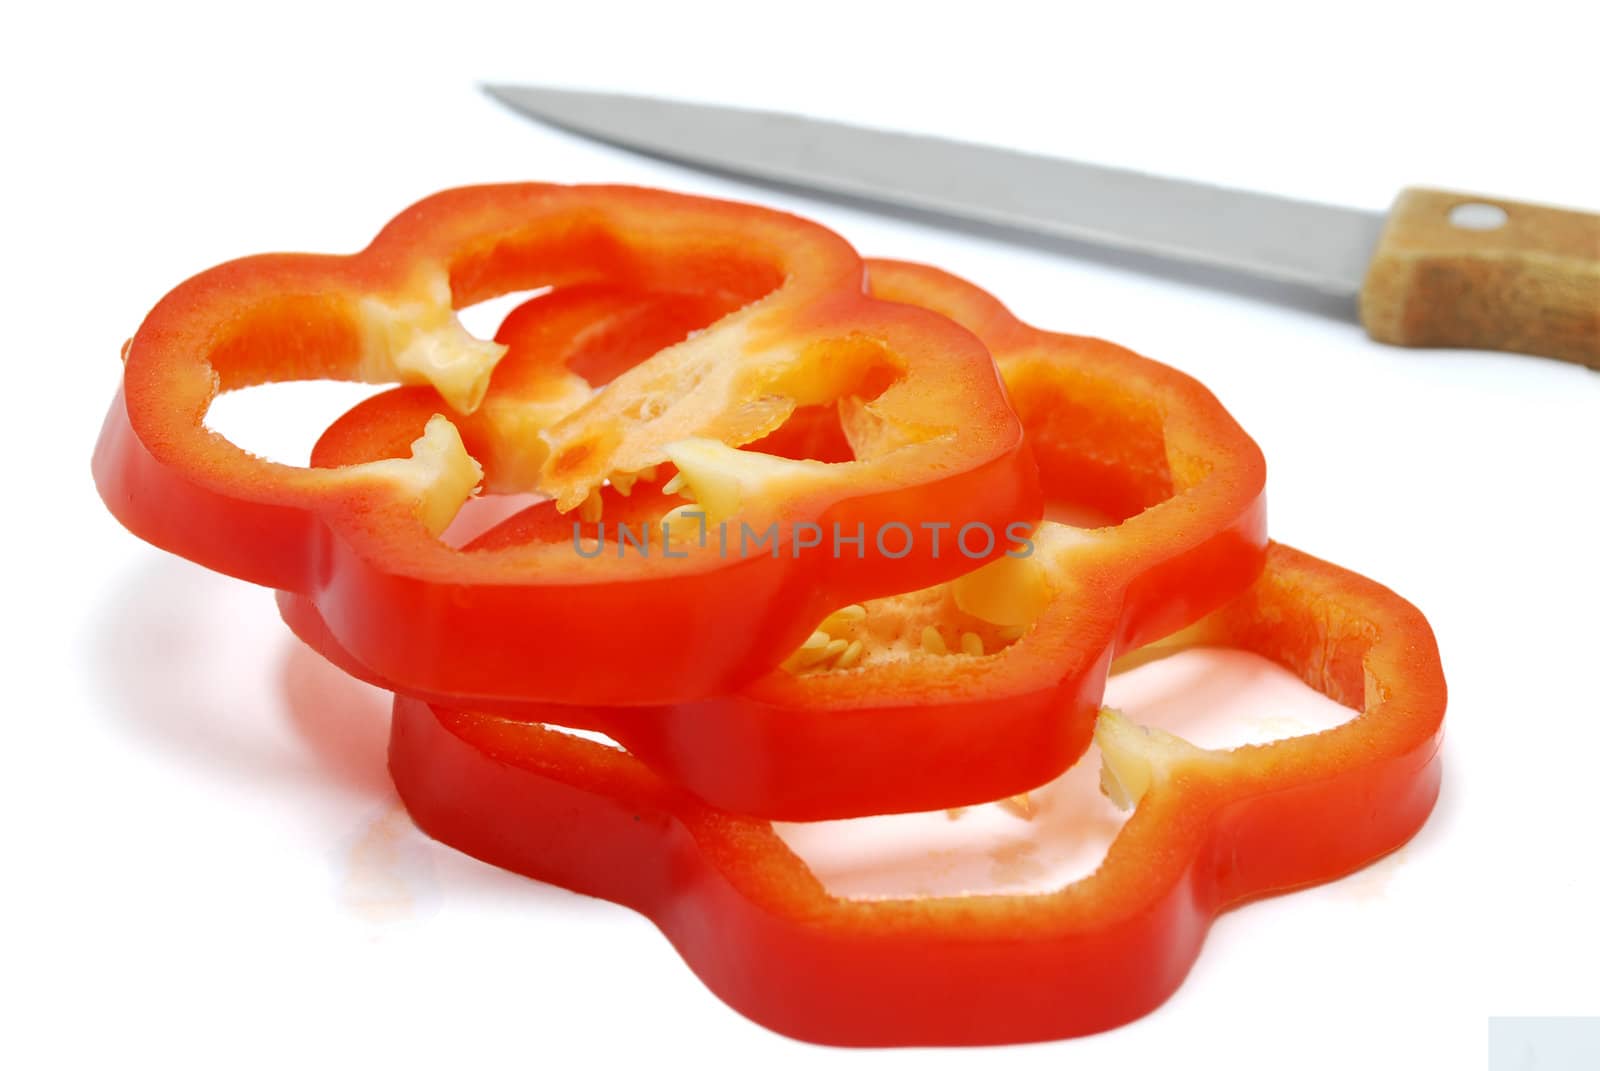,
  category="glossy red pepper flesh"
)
[290,260,1266,819]
[92,185,1040,706]
[390,542,1446,1046]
